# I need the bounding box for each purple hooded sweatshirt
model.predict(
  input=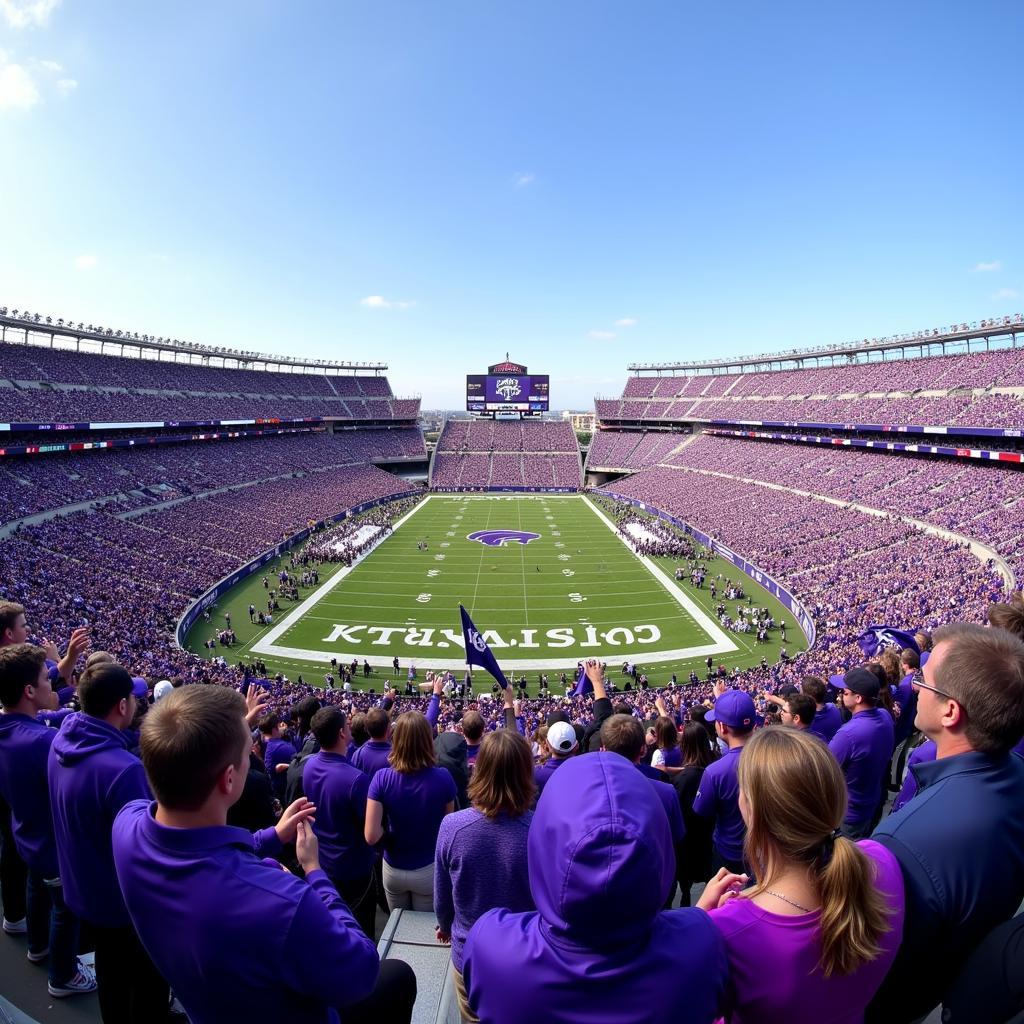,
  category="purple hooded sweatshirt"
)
[462,753,728,1024]
[48,711,151,928]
